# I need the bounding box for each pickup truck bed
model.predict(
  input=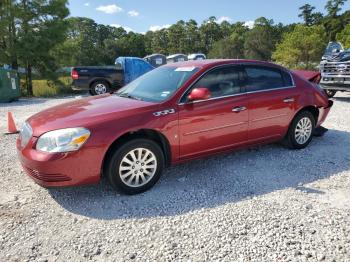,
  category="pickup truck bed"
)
[71,66,124,95]
[71,57,155,96]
